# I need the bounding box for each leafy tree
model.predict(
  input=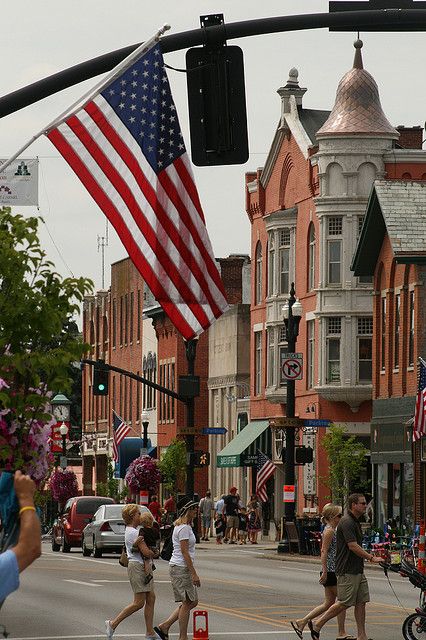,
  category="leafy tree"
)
[96,462,128,501]
[158,438,187,493]
[321,424,368,507]
[0,208,92,480]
